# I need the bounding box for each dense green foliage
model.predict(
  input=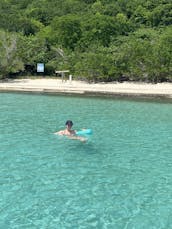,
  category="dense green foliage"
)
[0,0,172,82]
